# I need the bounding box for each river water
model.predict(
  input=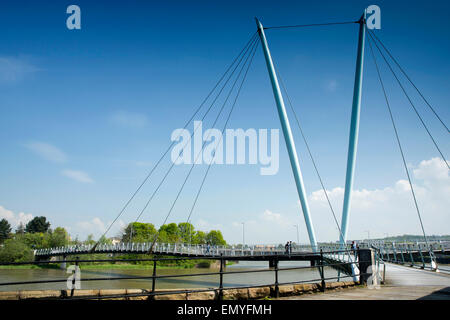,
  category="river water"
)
[0,261,342,292]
